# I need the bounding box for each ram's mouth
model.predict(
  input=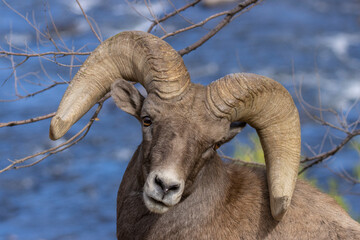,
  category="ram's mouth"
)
[143,193,170,214]
[149,196,168,207]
